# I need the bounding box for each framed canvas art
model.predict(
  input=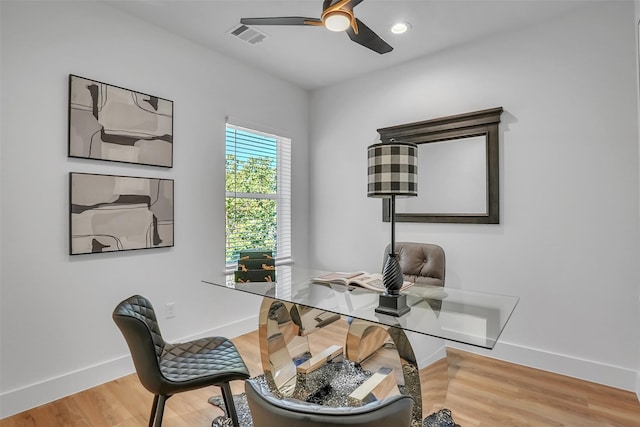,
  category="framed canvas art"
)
[70,172,174,255]
[68,75,173,167]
